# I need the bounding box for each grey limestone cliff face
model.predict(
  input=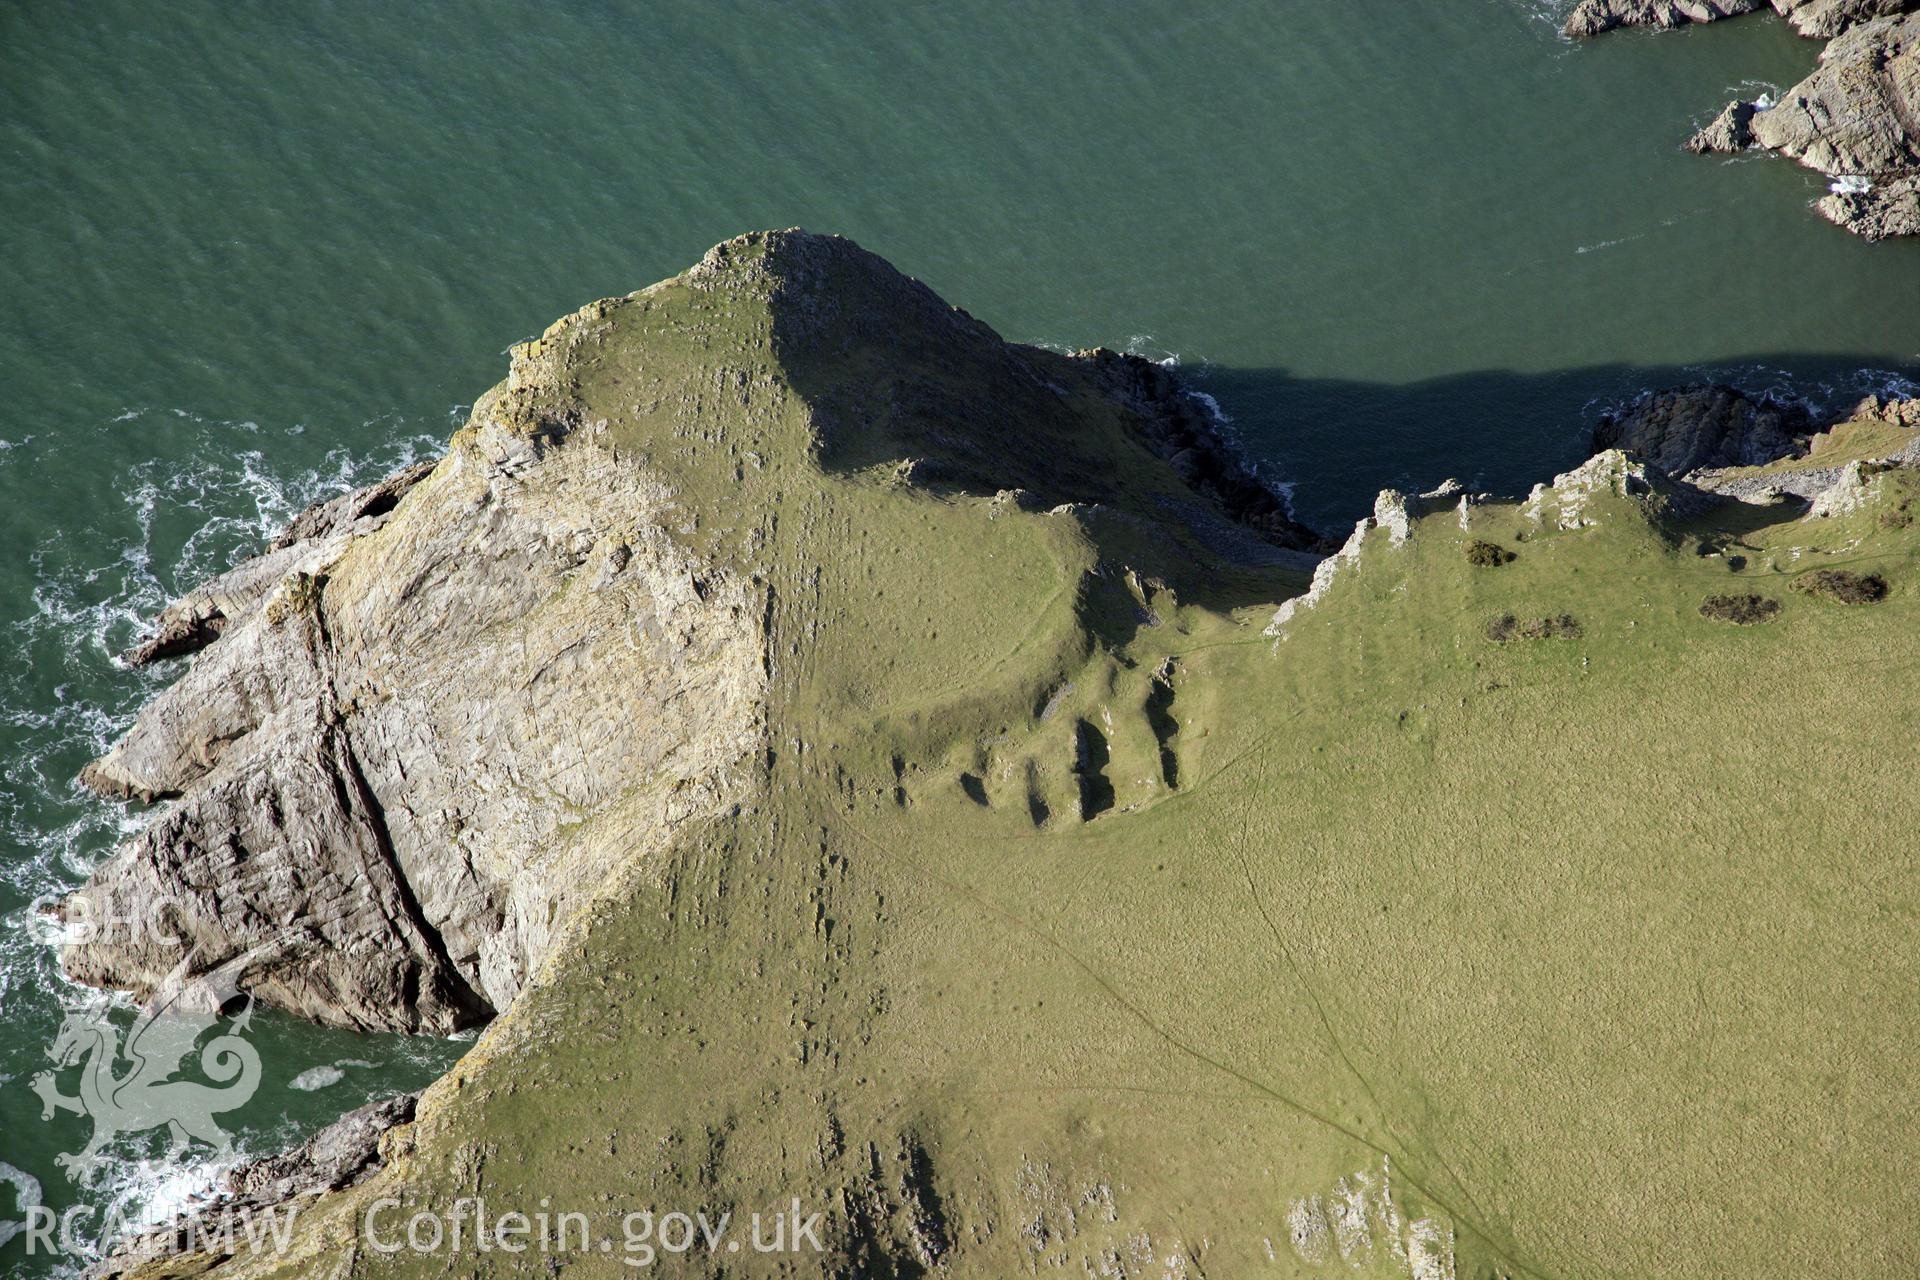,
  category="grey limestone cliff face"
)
[64,358,770,1032]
